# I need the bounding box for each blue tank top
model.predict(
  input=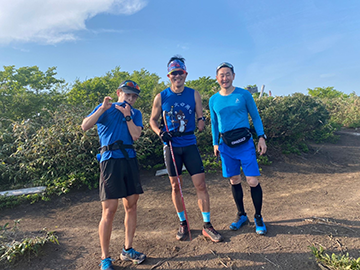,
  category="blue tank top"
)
[160,87,197,147]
